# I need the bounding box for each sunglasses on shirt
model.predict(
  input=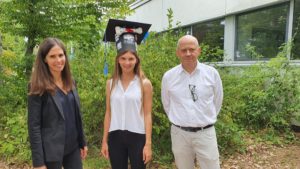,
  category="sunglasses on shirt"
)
[189,84,198,102]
